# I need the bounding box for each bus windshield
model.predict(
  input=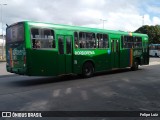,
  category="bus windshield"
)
[6,24,24,43]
